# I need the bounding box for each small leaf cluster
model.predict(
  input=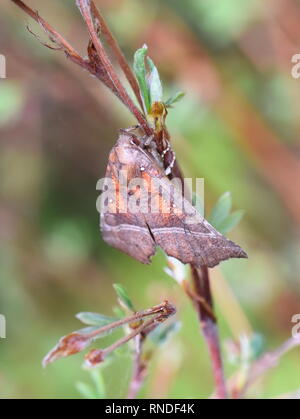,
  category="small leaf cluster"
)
[133,45,184,114]
[208,191,244,235]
